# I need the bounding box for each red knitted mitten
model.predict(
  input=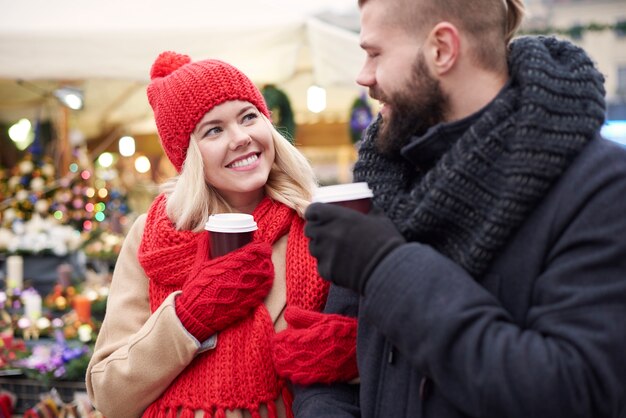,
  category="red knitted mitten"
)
[272,306,358,385]
[176,238,274,342]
